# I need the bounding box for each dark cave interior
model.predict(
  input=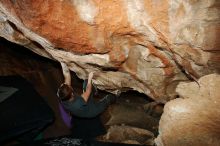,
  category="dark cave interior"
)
[0,38,163,146]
